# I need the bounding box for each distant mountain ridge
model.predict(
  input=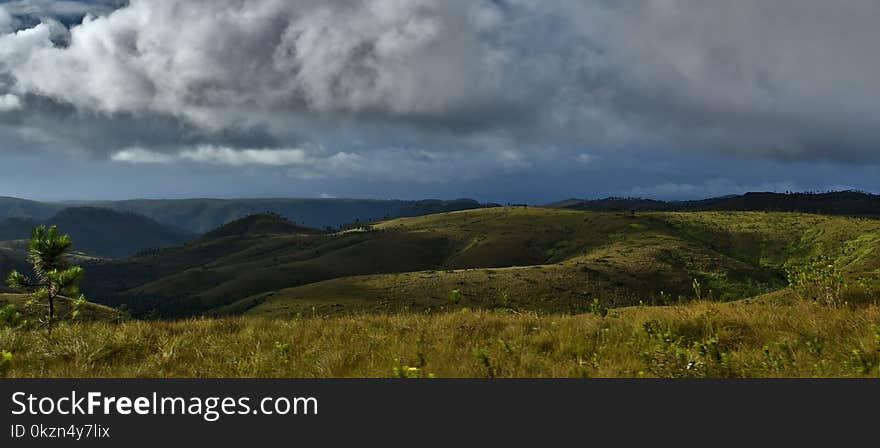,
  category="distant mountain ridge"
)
[552,191,880,216]
[0,207,195,258]
[0,197,494,233]
[0,197,61,220]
